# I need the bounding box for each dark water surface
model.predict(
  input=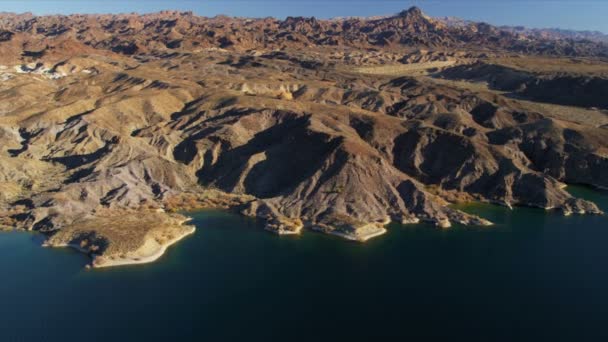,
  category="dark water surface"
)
[1,186,608,341]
